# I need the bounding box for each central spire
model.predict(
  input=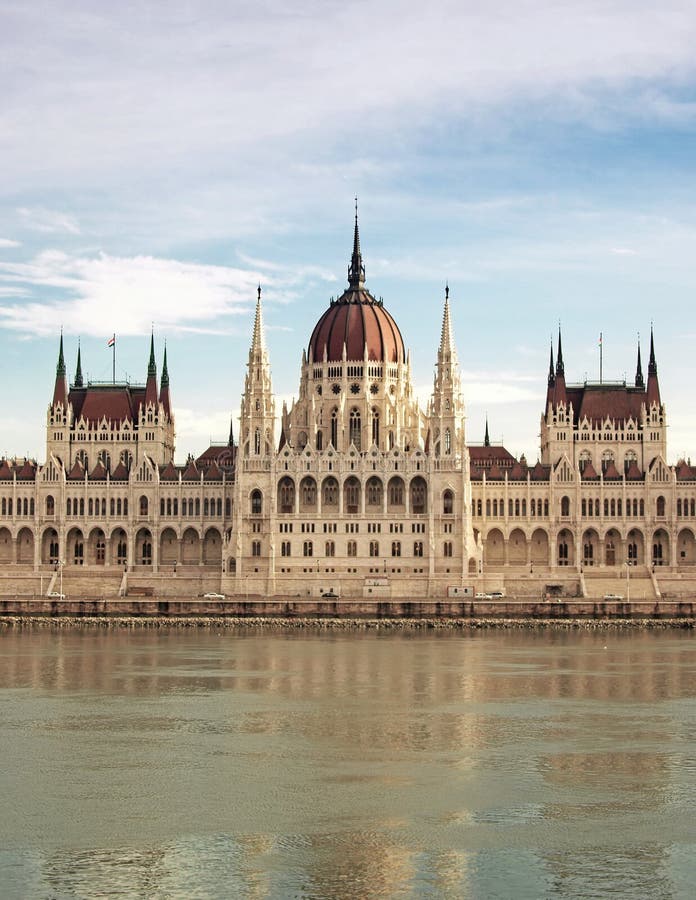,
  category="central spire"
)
[347,198,365,289]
